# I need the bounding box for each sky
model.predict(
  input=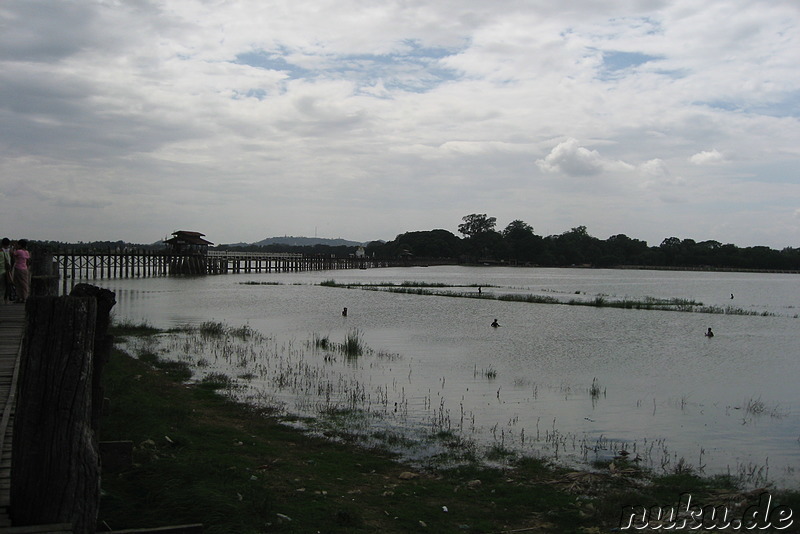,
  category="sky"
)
[1,1,799,248]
